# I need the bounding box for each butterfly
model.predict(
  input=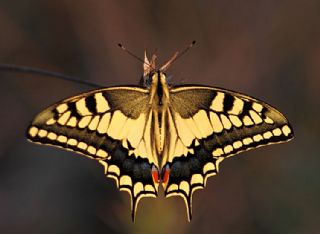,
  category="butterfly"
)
[27,46,294,221]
